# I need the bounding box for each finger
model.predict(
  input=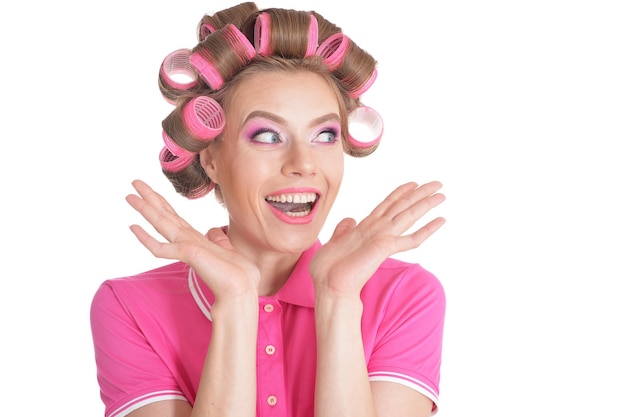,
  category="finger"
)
[128,224,180,260]
[388,181,443,217]
[126,184,193,241]
[372,181,443,219]
[206,227,234,250]
[130,179,178,216]
[126,193,177,236]
[389,191,446,234]
[370,182,418,216]
[393,216,447,254]
[329,218,357,241]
